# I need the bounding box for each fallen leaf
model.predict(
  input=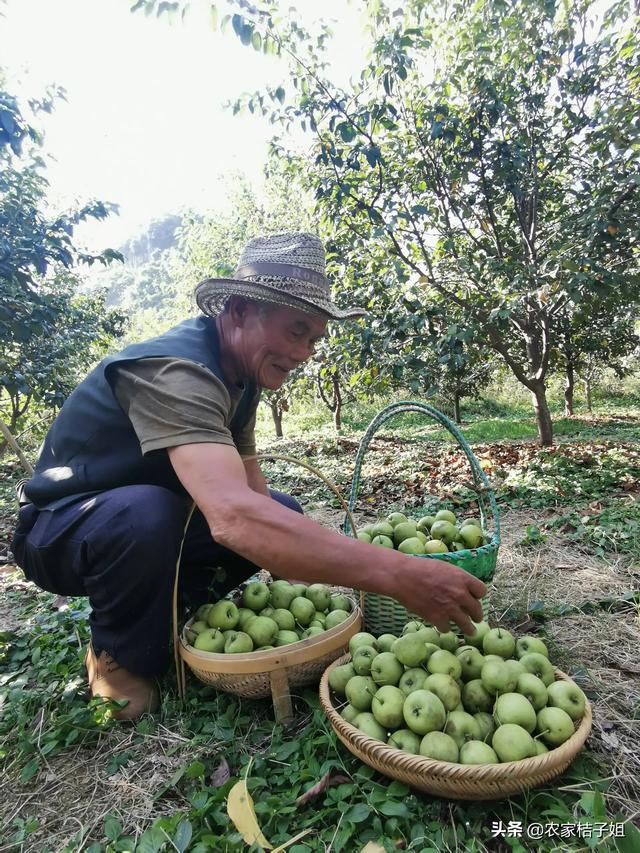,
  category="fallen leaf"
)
[210,756,231,788]
[227,780,271,849]
[227,778,314,852]
[295,769,350,806]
